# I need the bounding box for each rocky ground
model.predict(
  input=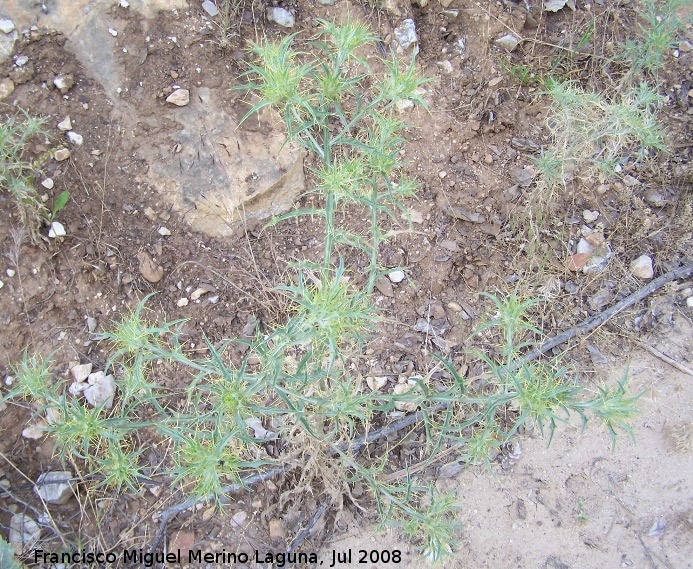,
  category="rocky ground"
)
[0,0,692,567]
